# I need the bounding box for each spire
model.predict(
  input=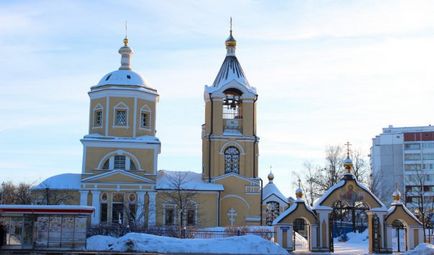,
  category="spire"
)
[119,24,133,70]
[343,141,353,174]
[225,17,237,56]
